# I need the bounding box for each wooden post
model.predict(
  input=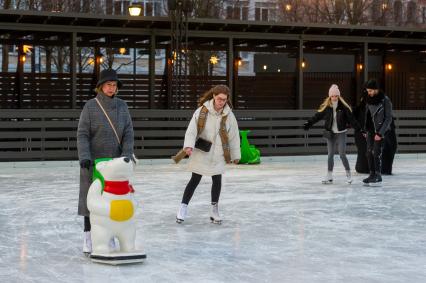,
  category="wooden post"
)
[382,51,387,93]
[17,45,24,109]
[149,32,156,109]
[297,39,304,109]
[93,46,101,92]
[70,32,77,109]
[227,37,234,106]
[166,46,173,109]
[363,42,368,83]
